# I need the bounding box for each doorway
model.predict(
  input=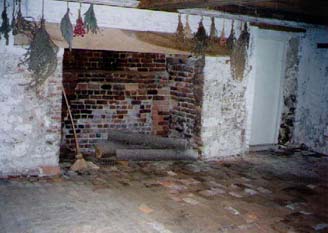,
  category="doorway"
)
[250,33,287,146]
